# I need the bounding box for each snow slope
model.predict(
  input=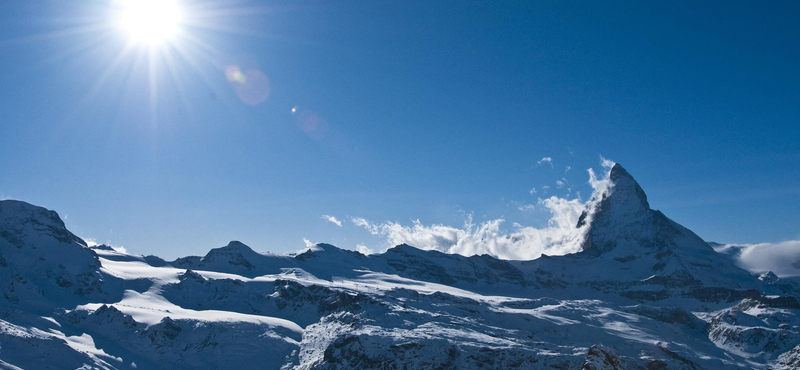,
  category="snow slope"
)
[1,164,799,369]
